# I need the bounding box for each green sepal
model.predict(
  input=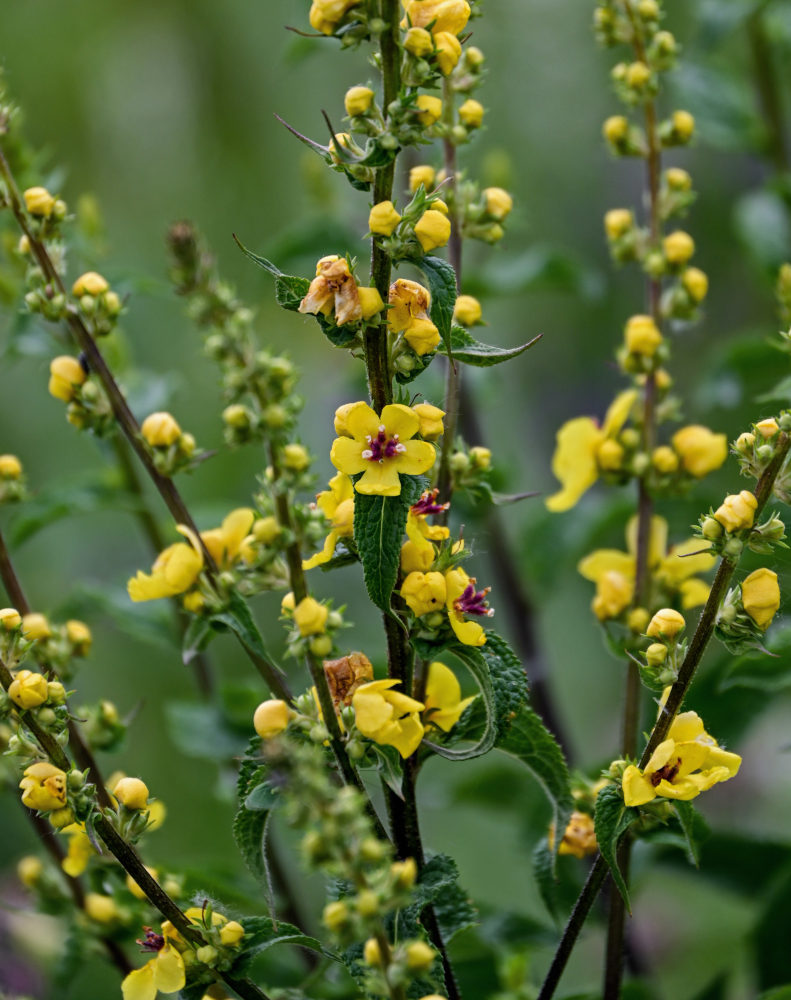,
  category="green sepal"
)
[438,324,542,367]
[594,784,639,909]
